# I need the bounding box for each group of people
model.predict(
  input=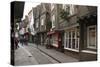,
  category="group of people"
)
[14,31,29,49]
